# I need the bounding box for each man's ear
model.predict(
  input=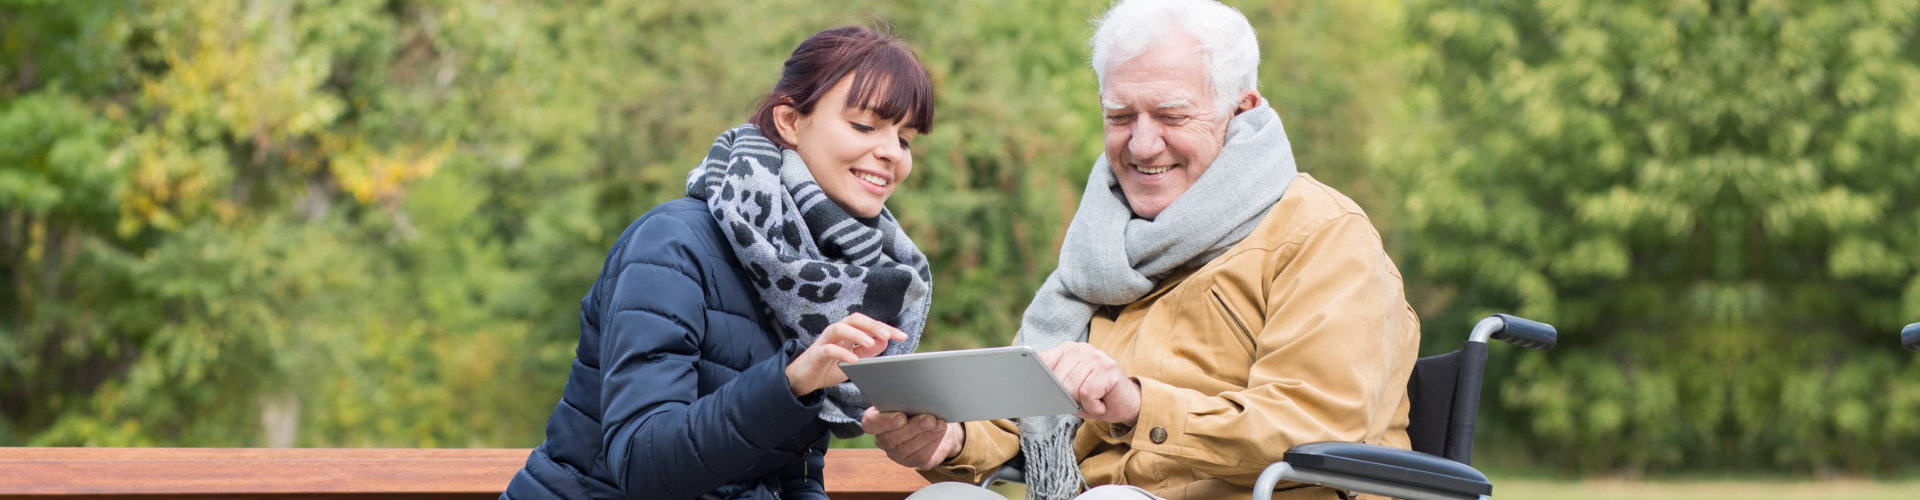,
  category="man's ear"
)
[773,102,802,148]
[1234,90,1262,115]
